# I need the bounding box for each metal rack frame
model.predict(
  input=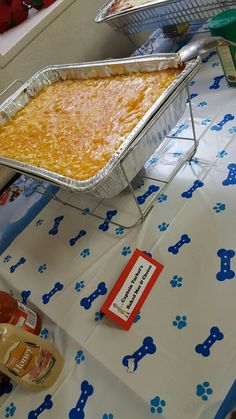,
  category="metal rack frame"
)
[96,0,236,35]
